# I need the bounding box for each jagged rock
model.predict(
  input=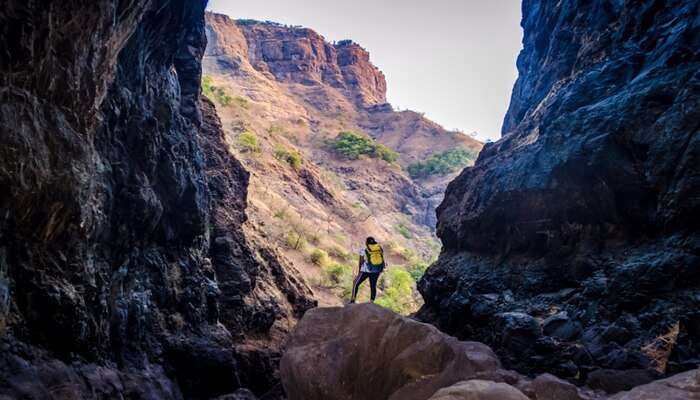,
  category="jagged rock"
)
[494,312,542,353]
[0,1,313,398]
[542,312,582,341]
[208,14,386,108]
[427,380,530,400]
[419,0,700,379]
[280,304,503,400]
[586,369,661,394]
